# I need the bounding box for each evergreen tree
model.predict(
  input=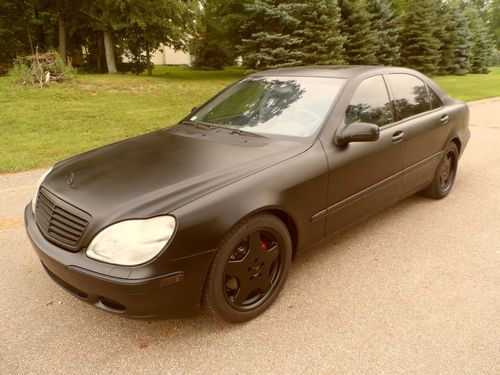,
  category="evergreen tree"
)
[297,0,345,65]
[366,0,401,66]
[191,0,234,70]
[491,0,500,49]
[399,0,442,75]
[438,3,471,75]
[465,6,492,73]
[239,0,305,70]
[339,0,378,65]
